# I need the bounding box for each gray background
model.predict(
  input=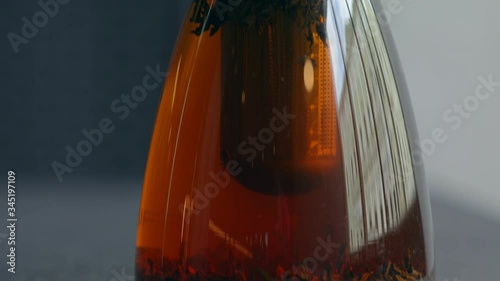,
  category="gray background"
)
[386,0,500,223]
[1,0,189,178]
[1,0,499,280]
